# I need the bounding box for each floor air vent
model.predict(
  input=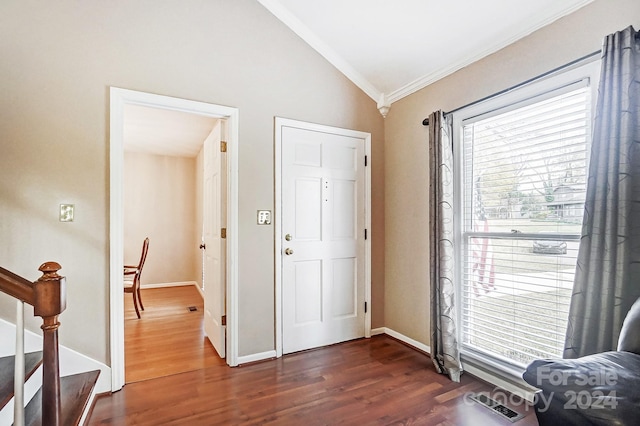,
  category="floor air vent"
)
[470,393,524,423]
[188,306,198,312]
